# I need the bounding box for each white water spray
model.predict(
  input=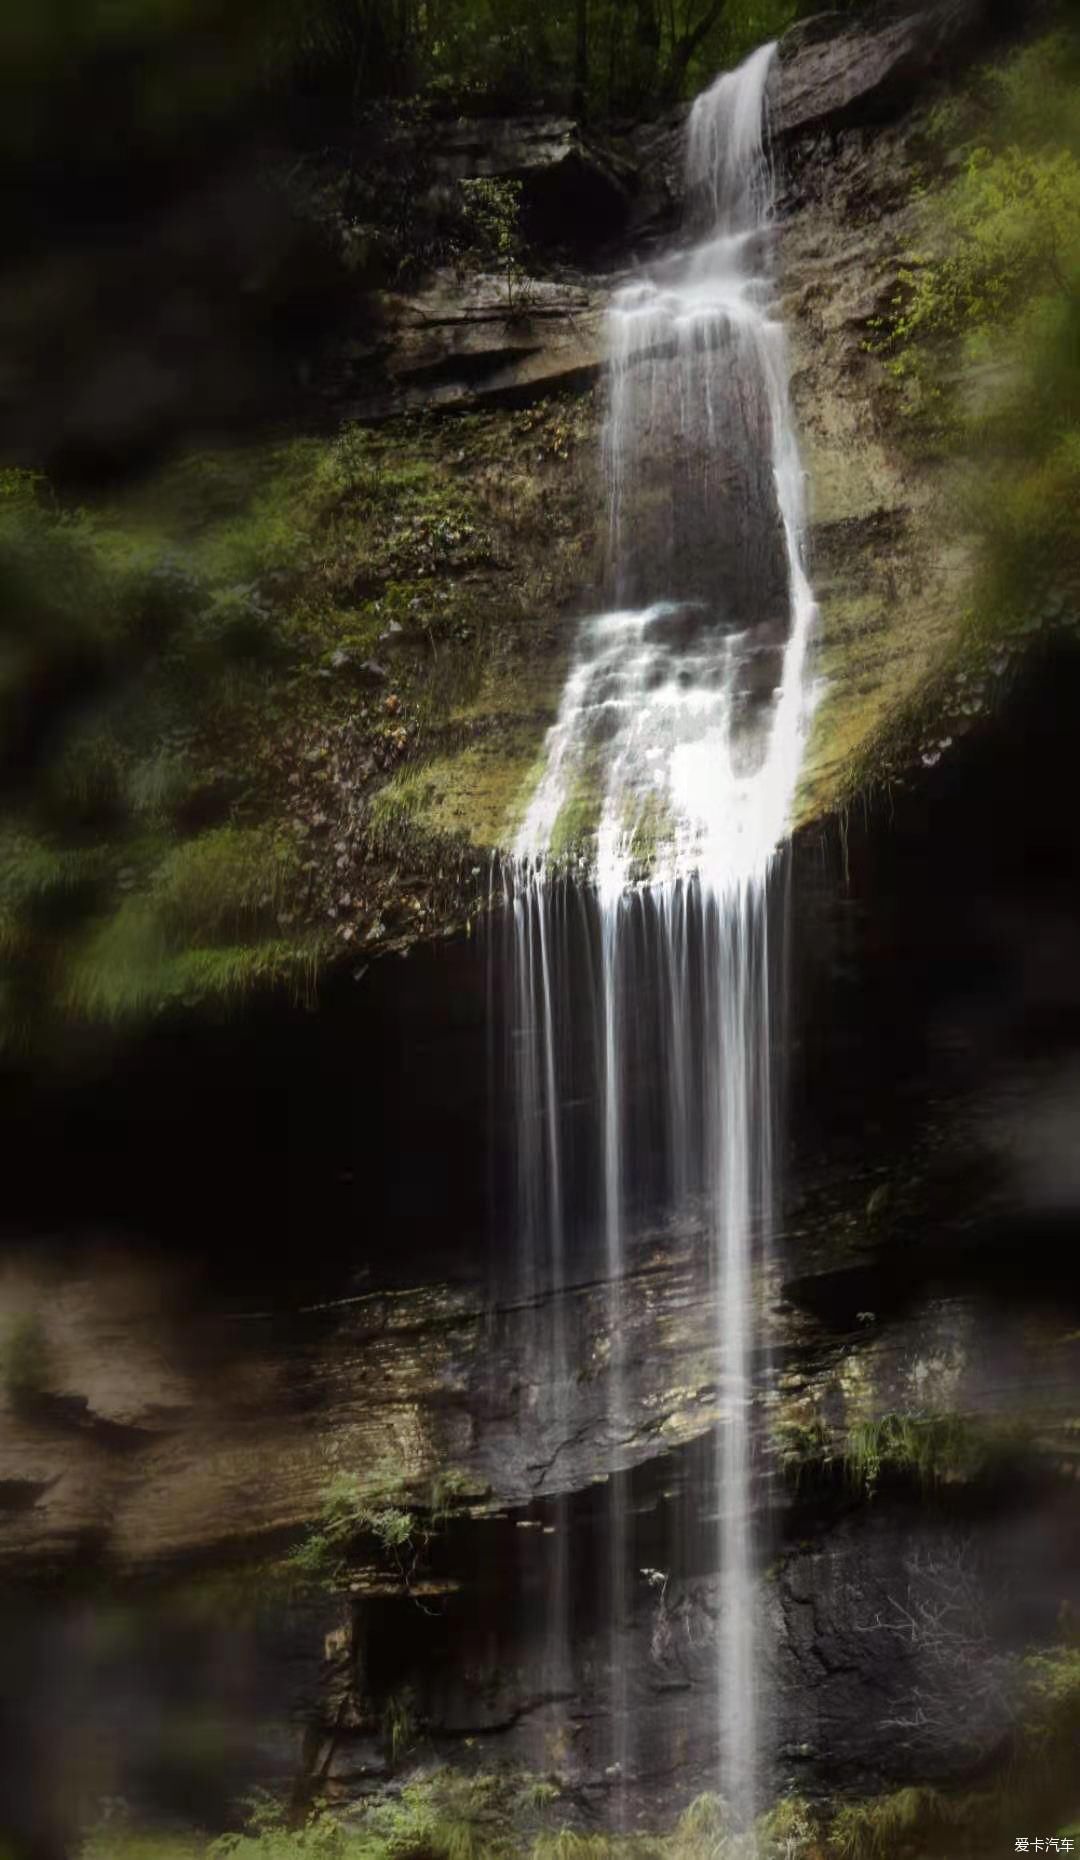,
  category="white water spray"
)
[507,40,816,1825]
